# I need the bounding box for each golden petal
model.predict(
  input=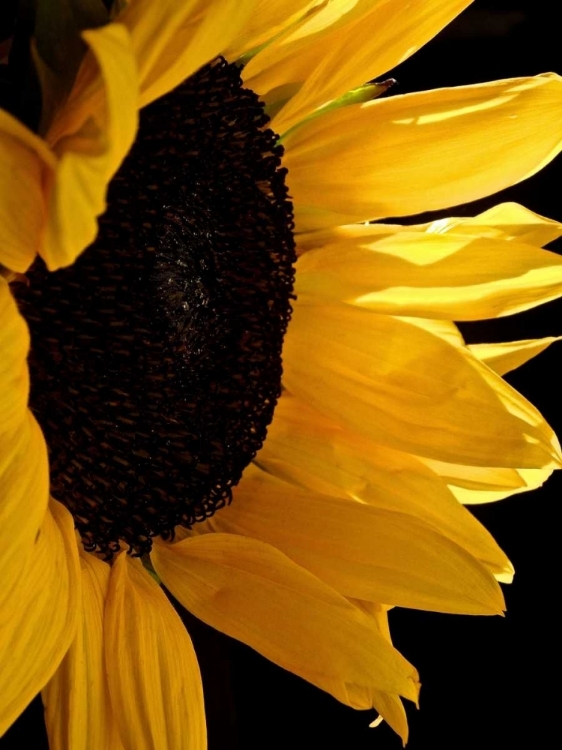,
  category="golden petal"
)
[119,0,256,107]
[201,467,507,612]
[296,231,562,319]
[43,550,123,750]
[226,0,320,59]
[0,112,55,273]
[257,395,514,581]
[469,338,562,376]
[262,0,473,134]
[0,500,80,736]
[152,532,420,706]
[418,201,562,247]
[0,282,49,608]
[283,75,562,230]
[104,553,206,750]
[282,302,560,468]
[42,22,138,270]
